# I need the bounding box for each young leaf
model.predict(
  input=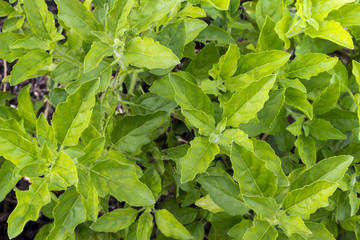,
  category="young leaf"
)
[209,44,240,80]
[285,87,313,119]
[7,177,51,239]
[257,16,284,51]
[55,0,103,41]
[305,20,354,49]
[169,72,213,114]
[285,53,338,80]
[47,187,86,239]
[311,0,354,21]
[180,137,219,183]
[202,0,230,10]
[90,208,138,232]
[283,180,338,219]
[312,80,340,115]
[243,219,278,240]
[52,79,99,146]
[106,0,134,37]
[84,41,113,73]
[124,37,180,69]
[295,135,316,168]
[197,175,249,216]
[0,1,14,17]
[90,159,155,206]
[181,109,216,136]
[137,210,154,240]
[23,0,58,40]
[155,209,193,240]
[111,111,168,153]
[18,84,37,129]
[223,75,276,127]
[49,152,78,190]
[183,18,207,44]
[231,142,278,197]
[78,137,105,164]
[278,214,312,238]
[10,50,52,85]
[290,155,353,190]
